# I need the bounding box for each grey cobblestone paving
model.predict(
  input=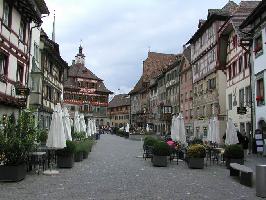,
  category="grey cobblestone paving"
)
[0,134,266,200]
